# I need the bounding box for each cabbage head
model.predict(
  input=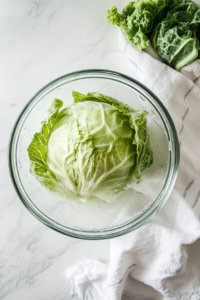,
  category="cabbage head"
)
[27,92,153,202]
[107,0,200,71]
[152,0,200,70]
